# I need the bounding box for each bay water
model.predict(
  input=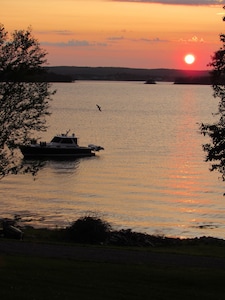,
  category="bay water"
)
[1,81,225,239]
